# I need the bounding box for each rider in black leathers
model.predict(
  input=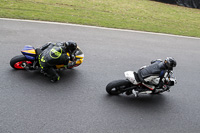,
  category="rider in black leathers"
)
[38,41,77,82]
[135,57,177,91]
